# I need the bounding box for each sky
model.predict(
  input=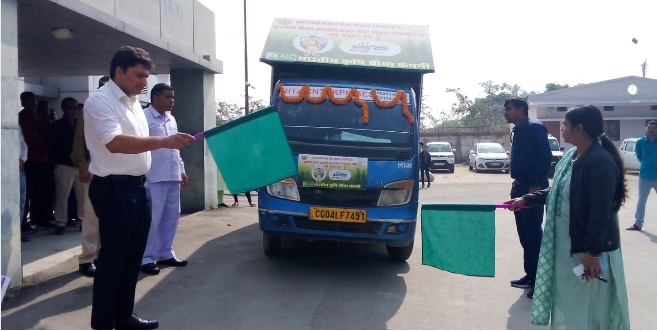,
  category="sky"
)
[198,0,656,117]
